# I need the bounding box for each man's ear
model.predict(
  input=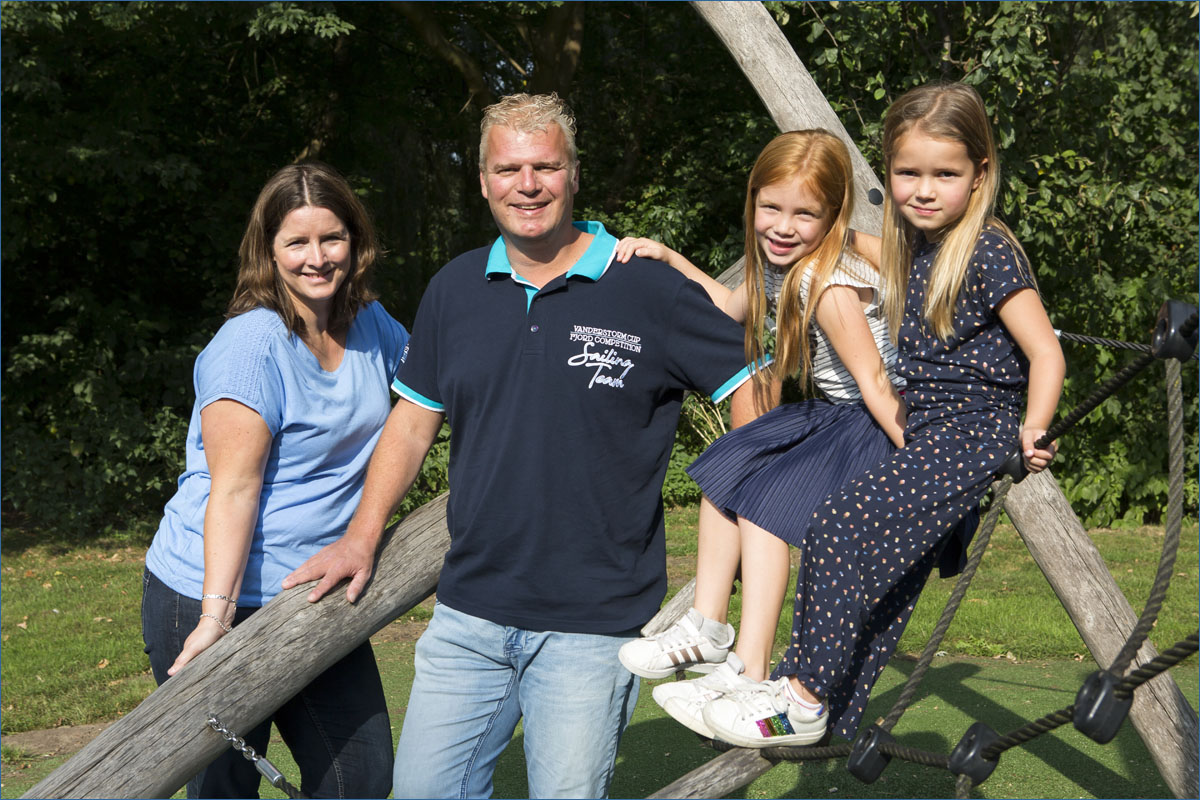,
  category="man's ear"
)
[570,161,580,194]
[480,170,489,200]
